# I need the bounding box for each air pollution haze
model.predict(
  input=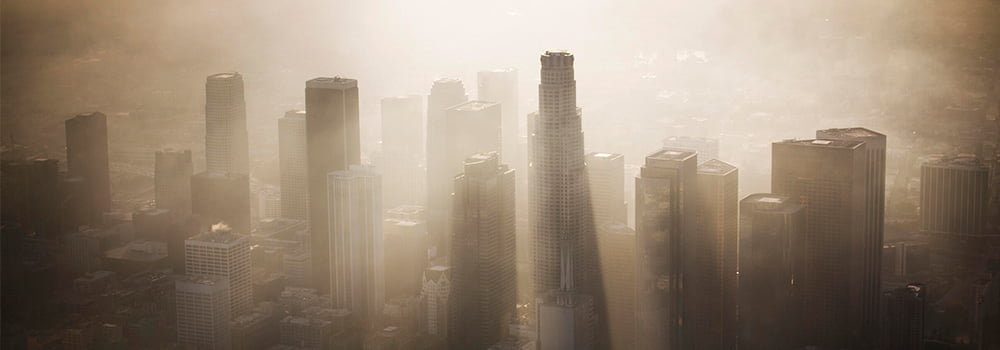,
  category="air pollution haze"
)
[2,0,999,349]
